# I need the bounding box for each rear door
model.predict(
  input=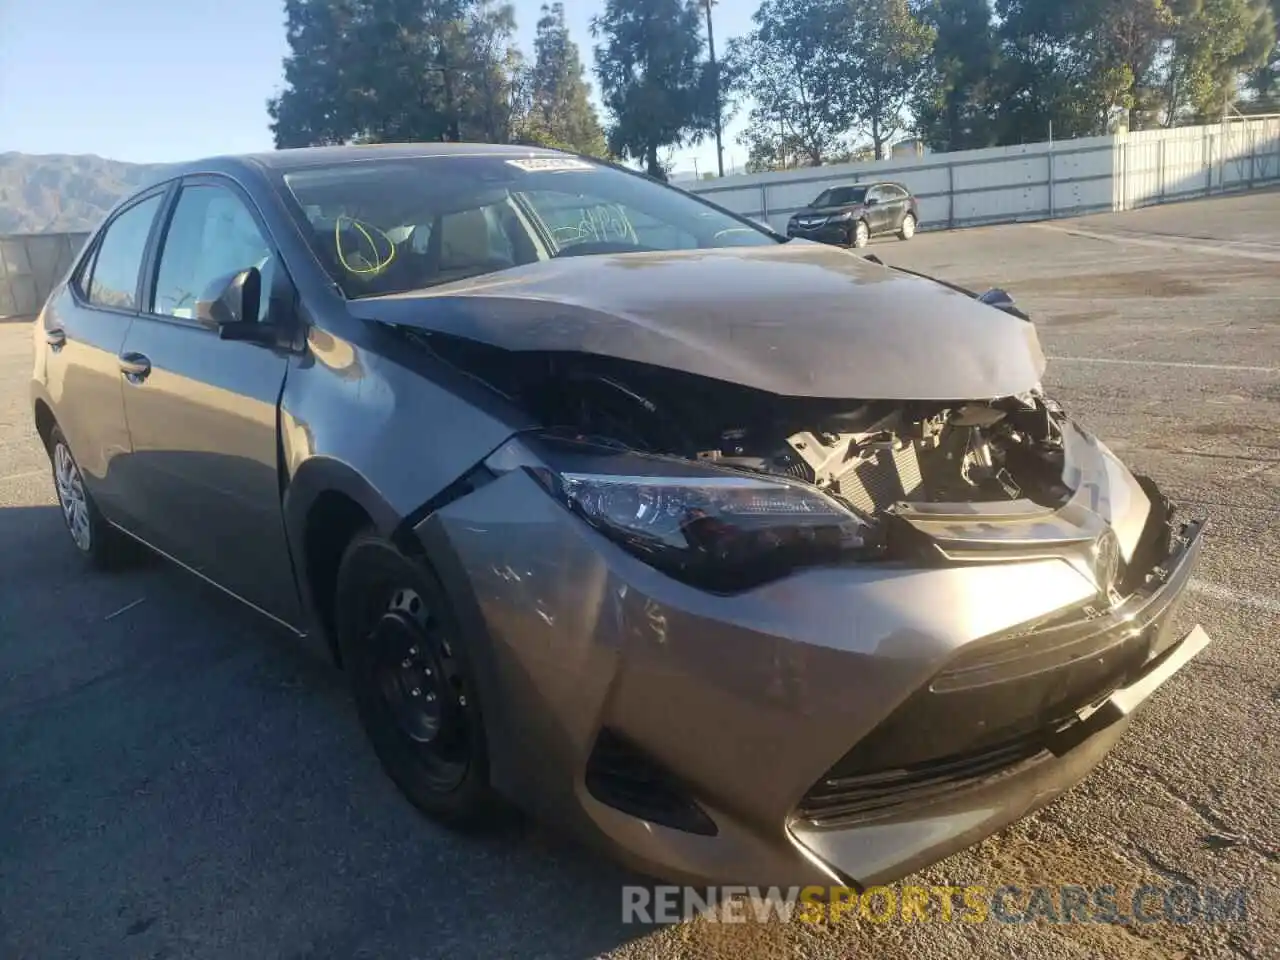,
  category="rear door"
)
[883,185,910,231]
[866,186,893,234]
[42,188,169,521]
[116,175,301,625]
